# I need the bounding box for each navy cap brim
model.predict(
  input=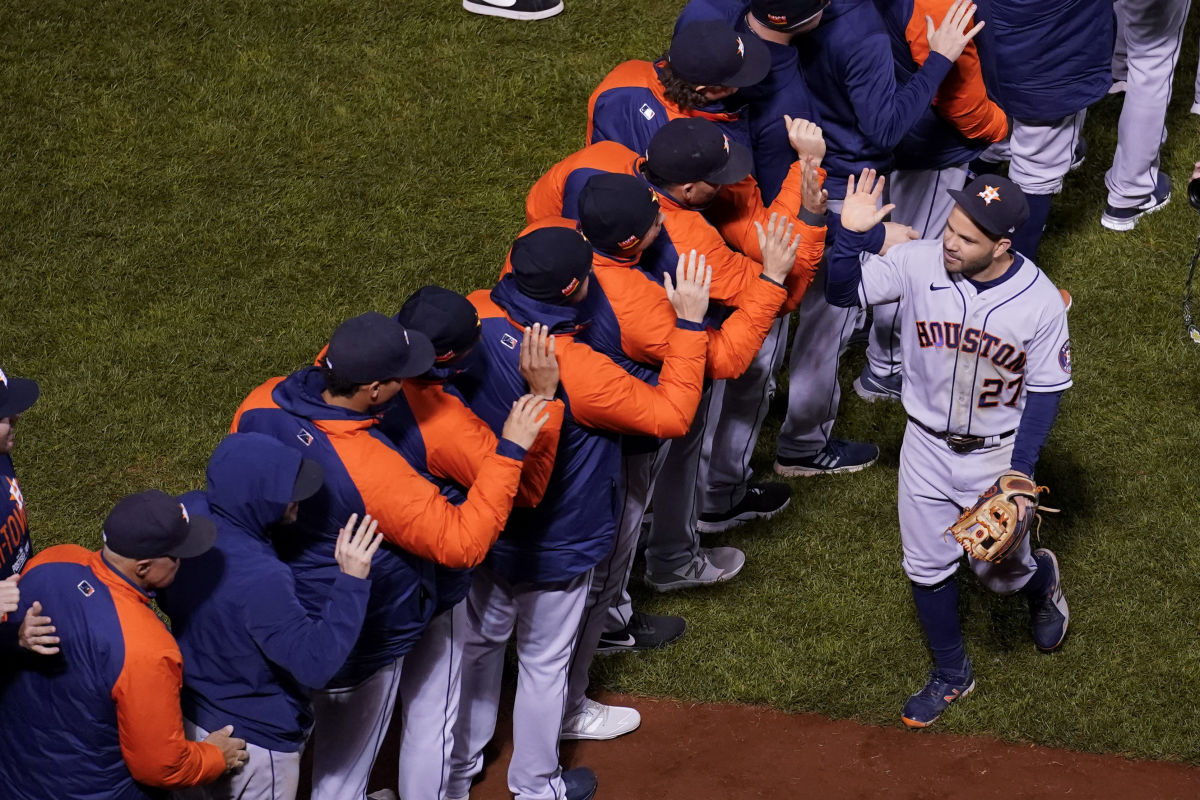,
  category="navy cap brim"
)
[0,377,39,418]
[166,513,218,559]
[394,329,437,379]
[947,188,1009,238]
[723,34,771,88]
[704,139,755,185]
[291,458,325,502]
